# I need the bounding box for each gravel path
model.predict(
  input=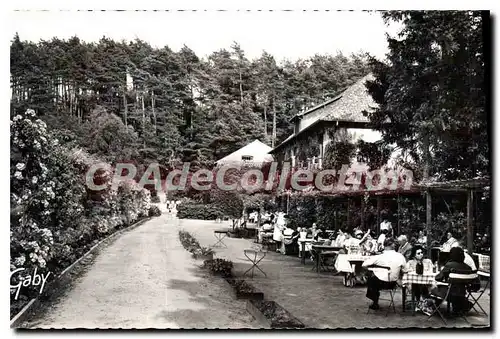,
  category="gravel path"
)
[27,211,257,329]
